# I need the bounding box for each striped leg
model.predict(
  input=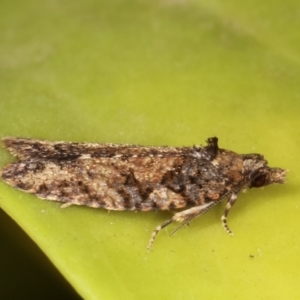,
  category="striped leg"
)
[221,193,238,236]
[147,203,217,250]
[147,219,173,250]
